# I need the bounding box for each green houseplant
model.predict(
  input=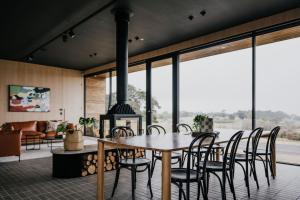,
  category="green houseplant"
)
[193,114,208,132]
[79,117,98,137]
